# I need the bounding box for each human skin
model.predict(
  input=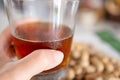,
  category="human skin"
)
[0,27,64,80]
